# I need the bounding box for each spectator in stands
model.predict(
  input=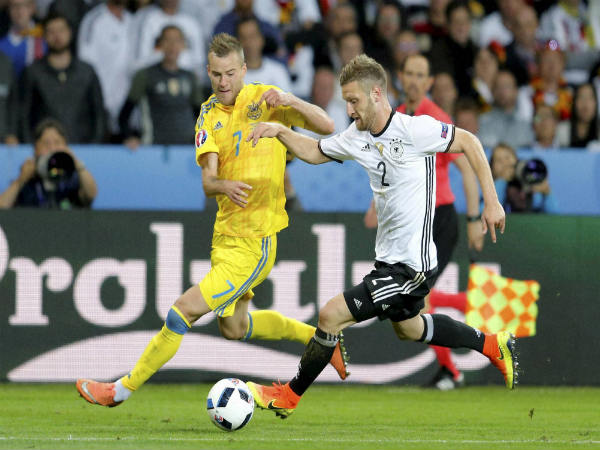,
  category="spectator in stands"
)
[213,0,285,59]
[0,1,10,37]
[119,25,203,148]
[18,12,106,144]
[313,3,357,70]
[0,52,16,143]
[285,41,315,100]
[454,96,480,135]
[0,0,46,77]
[306,66,348,136]
[504,5,539,87]
[46,0,98,47]
[337,31,363,70]
[541,0,596,83]
[431,72,457,119]
[532,104,560,150]
[134,0,205,79]
[478,0,523,47]
[411,0,450,42]
[479,70,534,149]
[178,0,232,43]
[77,0,135,142]
[518,41,573,123]
[390,29,420,103]
[251,0,321,34]
[237,17,292,93]
[392,29,420,74]
[429,0,477,96]
[471,46,498,112]
[0,118,97,209]
[539,0,592,55]
[490,142,557,213]
[364,1,403,72]
[557,83,600,149]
